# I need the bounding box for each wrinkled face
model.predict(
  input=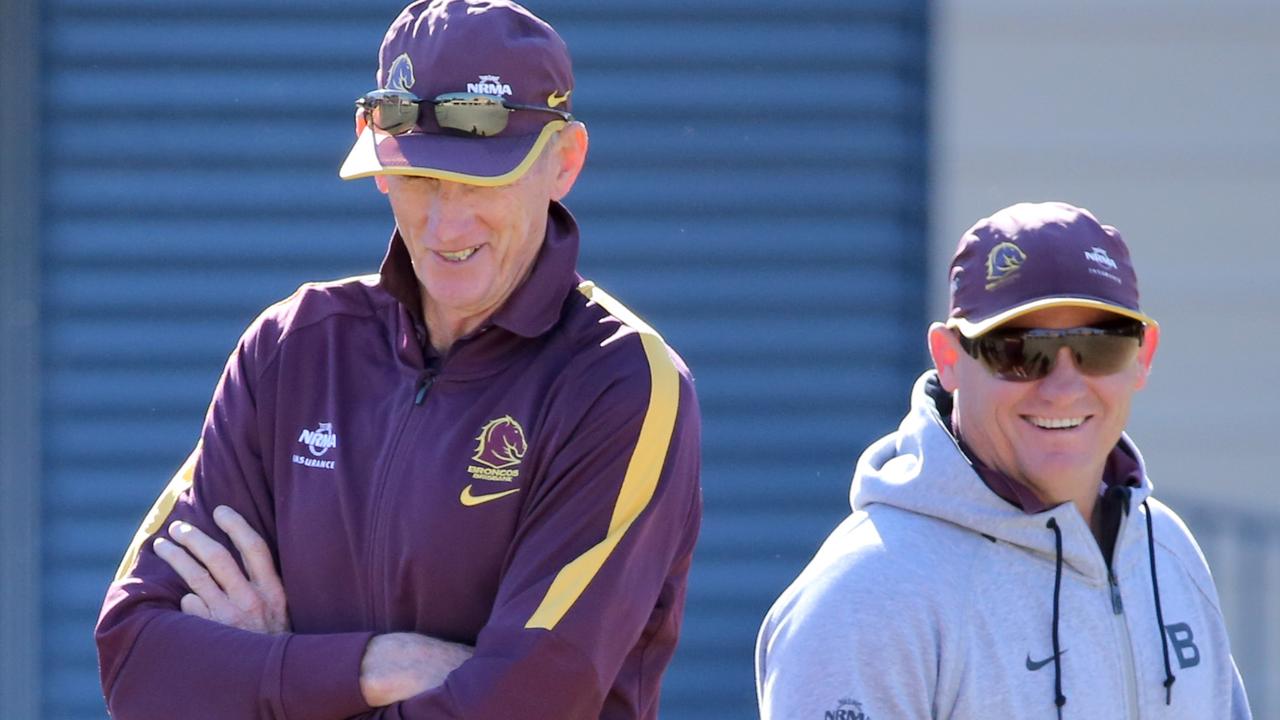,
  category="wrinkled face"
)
[939,306,1155,503]
[382,142,562,331]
